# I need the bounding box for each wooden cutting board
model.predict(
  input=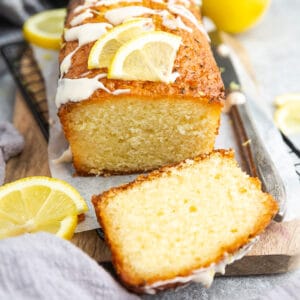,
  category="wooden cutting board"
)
[5,91,300,275]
